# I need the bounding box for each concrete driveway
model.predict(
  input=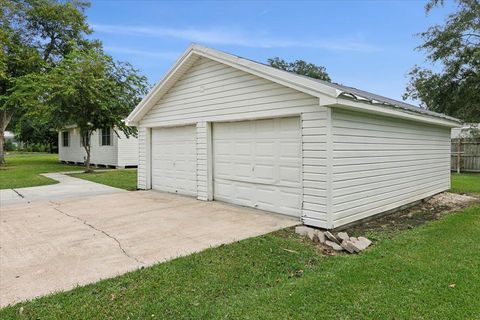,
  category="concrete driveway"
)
[0,191,298,307]
[0,172,126,206]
